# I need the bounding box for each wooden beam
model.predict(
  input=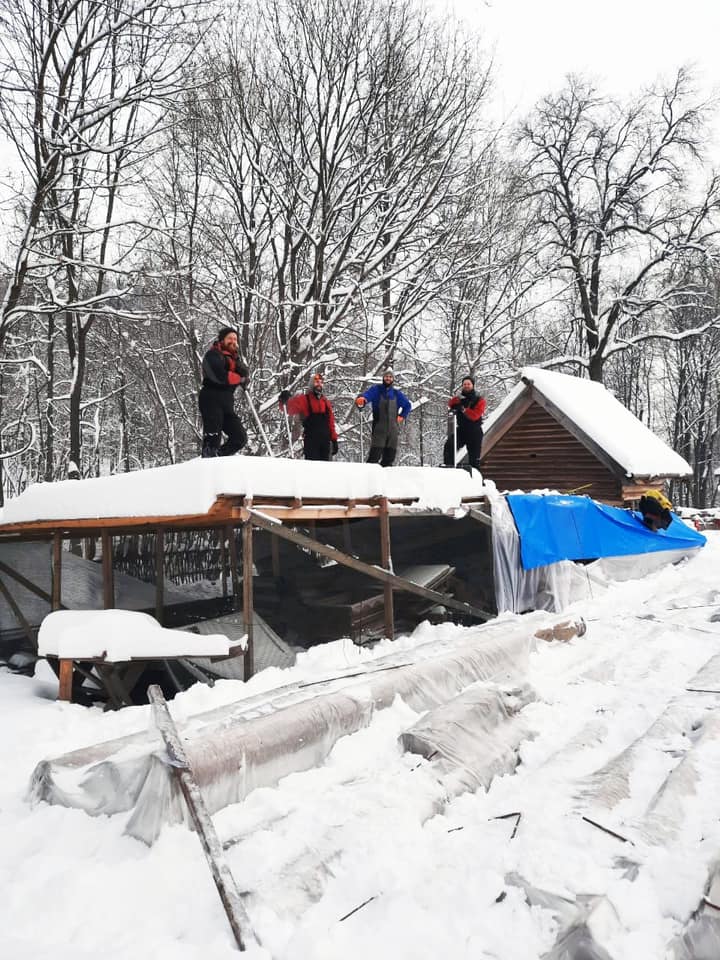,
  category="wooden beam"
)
[155,529,165,626]
[58,659,74,702]
[379,498,394,640]
[52,533,63,610]
[242,521,254,679]
[0,573,37,649]
[227,525,240,608]
[270,534,280,577]
[245,509,492,622]
[0,558,57,606]
[101,531,114,608]
[148,685,256,950]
